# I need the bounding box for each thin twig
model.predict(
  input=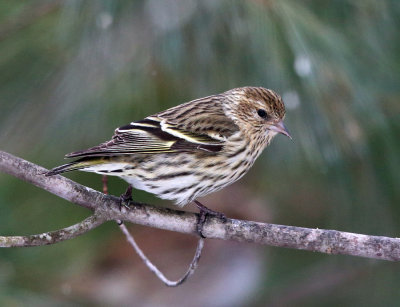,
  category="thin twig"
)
[101,173,204,286]
[119,223,204,287]
[1,150,400,261]
[0,213,105,247]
